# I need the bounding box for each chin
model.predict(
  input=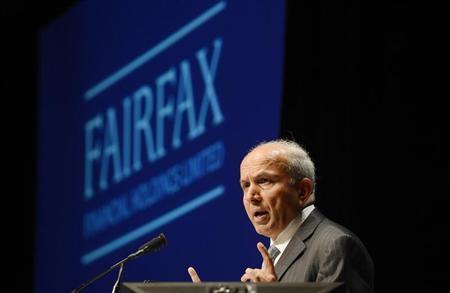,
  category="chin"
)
[254,226,271,238]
